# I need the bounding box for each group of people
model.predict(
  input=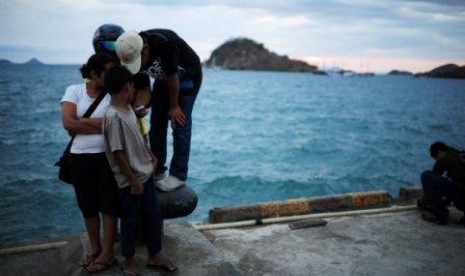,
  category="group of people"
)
[60,22,464,275]
[60,23,201,274]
